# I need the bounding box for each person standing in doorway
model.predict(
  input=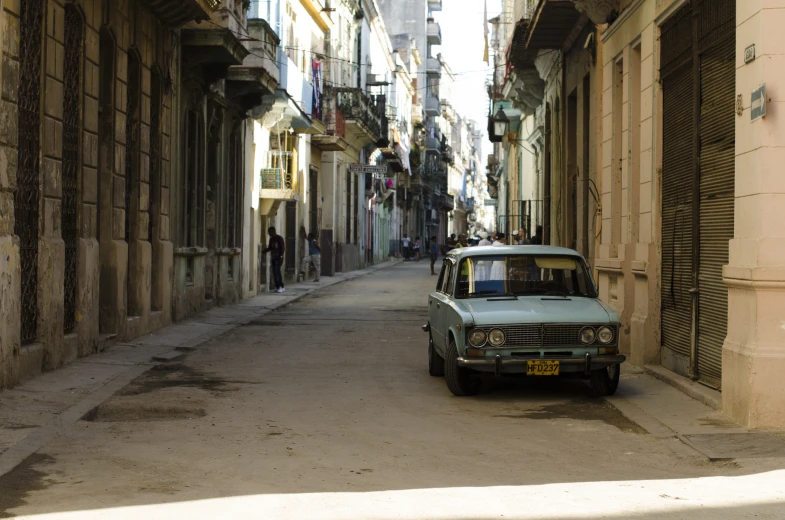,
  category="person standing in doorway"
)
[262,227,286,293]
[402,234,411,261]
[300,232,321,282]
[531,225,543,245]
[430,236,439,275]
